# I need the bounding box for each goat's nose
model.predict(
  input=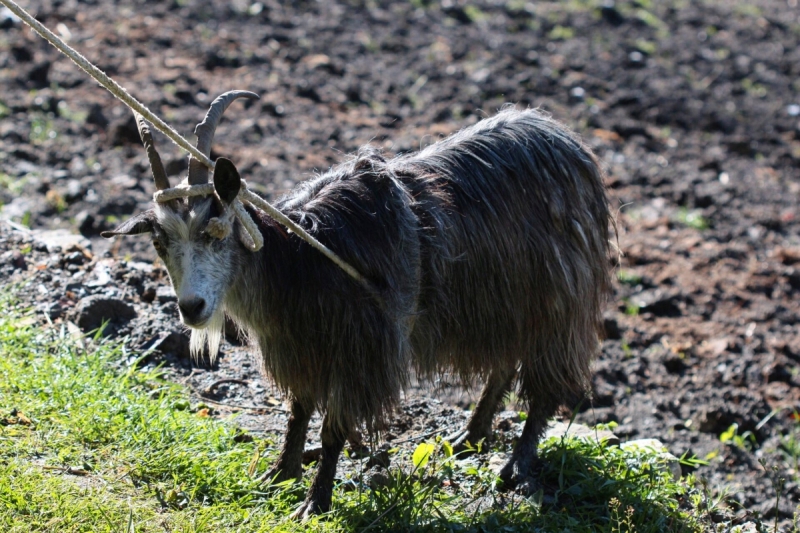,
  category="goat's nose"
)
[178,297,206,323]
